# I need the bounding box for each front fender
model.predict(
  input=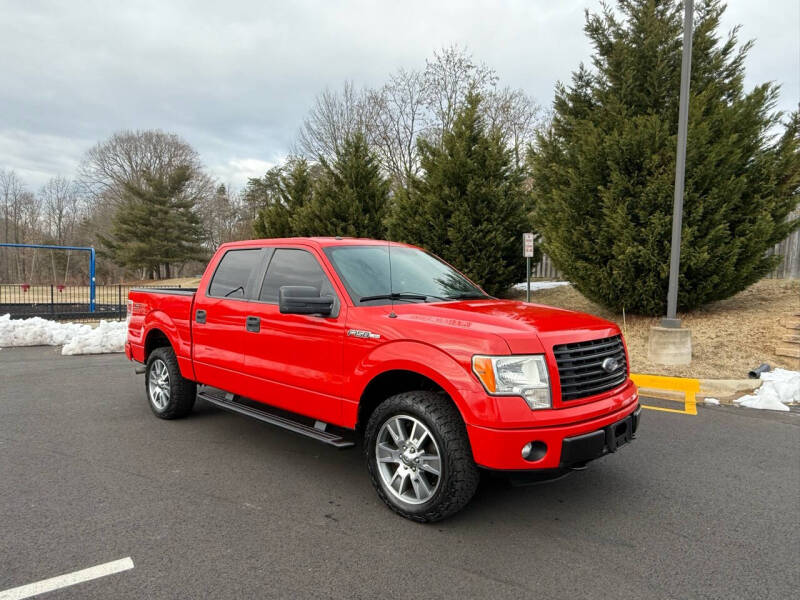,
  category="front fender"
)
[347,340,498,427]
